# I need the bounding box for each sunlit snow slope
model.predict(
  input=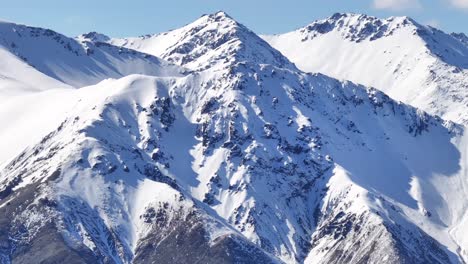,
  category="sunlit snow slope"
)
[0,21,183,166]
[0,20,181,91]
[262,13,468,124]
